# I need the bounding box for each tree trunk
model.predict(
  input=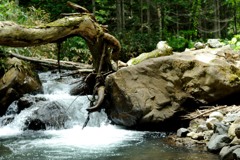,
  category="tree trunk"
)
[92,0,96,15]
[116,0,122,32]
[140,0,143,33]
[122,0,125,31]
[146,0,151,34]
[157,3,162,40]
[0,3,120,72]
[214,0,221,38]
[233,0,237,34]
